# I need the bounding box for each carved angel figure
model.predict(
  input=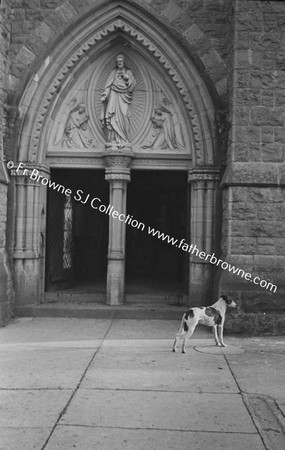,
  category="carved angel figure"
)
[100,54,136,146]
[142,98,185,151]
[54,103,96,149]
